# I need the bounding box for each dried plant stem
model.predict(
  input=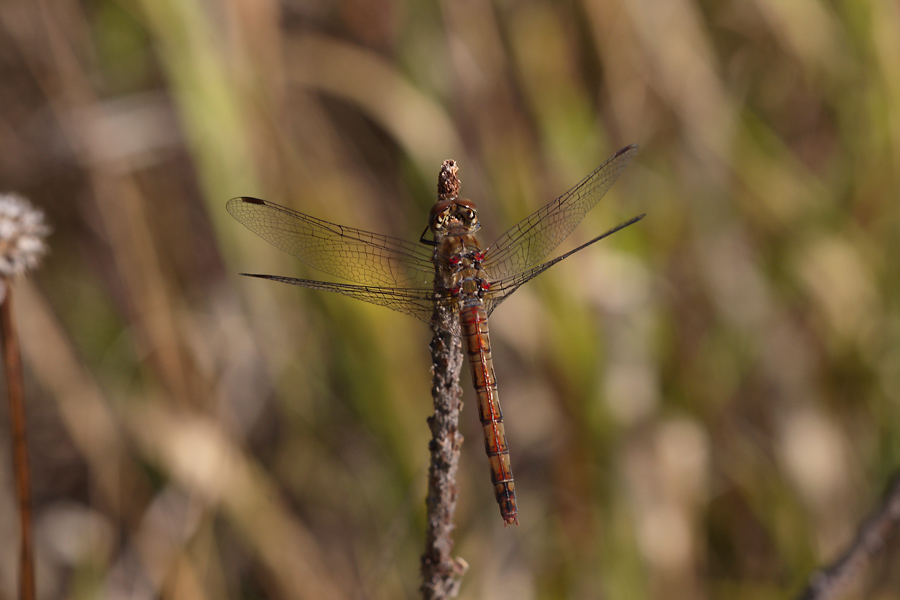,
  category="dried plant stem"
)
[420,307,468,599]
[2,281,36,600]
[797,471,900,600]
